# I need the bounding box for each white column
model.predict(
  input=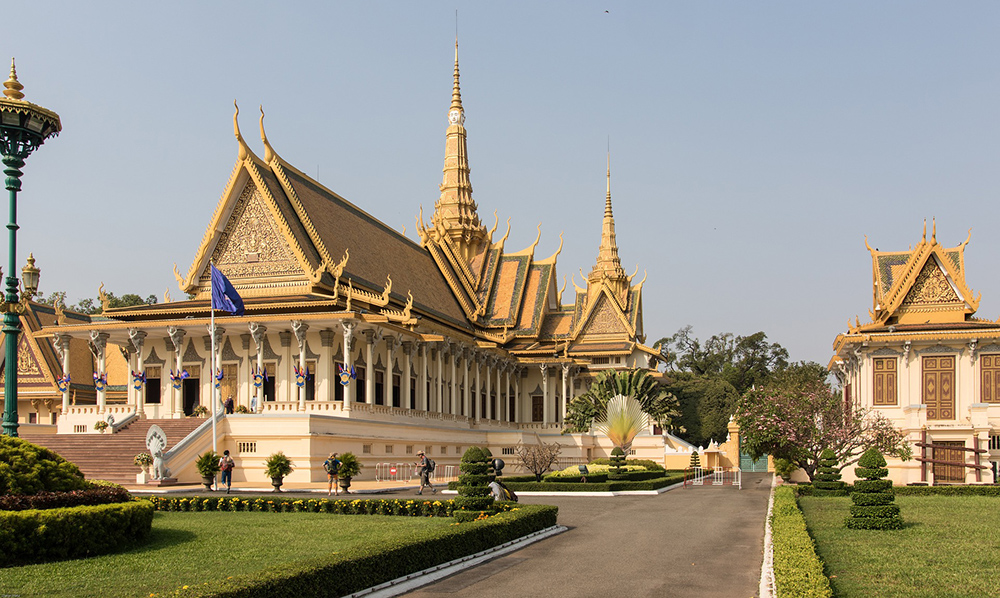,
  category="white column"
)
[90,331,109,414]
[249,323,267,413]
[292,320,309,411]
[485,357,493,420]
[129,329,147,417]
[561,363,569,423]
[209,325,225,413]
[541,364,550,424]
[436,344,444,413]
[495,362,502,422]
[342,321,356,411]
[386,335,398,407]
[401,341,413,410]
[450,348,458,415]
[474,354,482,423]
[53,333,72,415]
[462,348,471,418]
[514,367,522,423]
[505,365,511,423]
[418,341,428,411]
[319,329,335,402]
[167,327,186,417]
